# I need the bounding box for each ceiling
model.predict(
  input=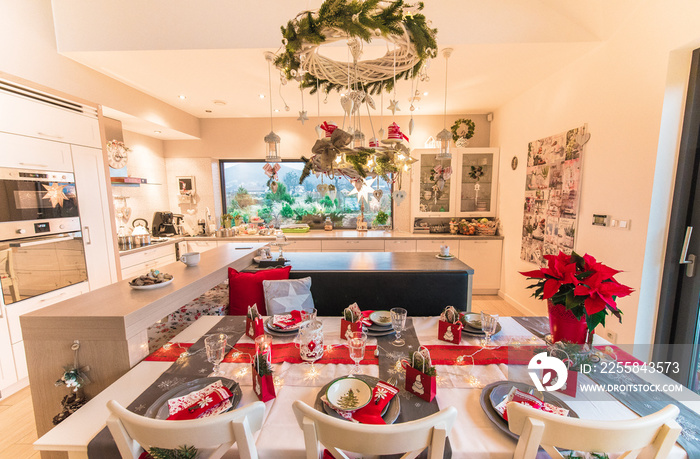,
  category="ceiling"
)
[51,0,637,138]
